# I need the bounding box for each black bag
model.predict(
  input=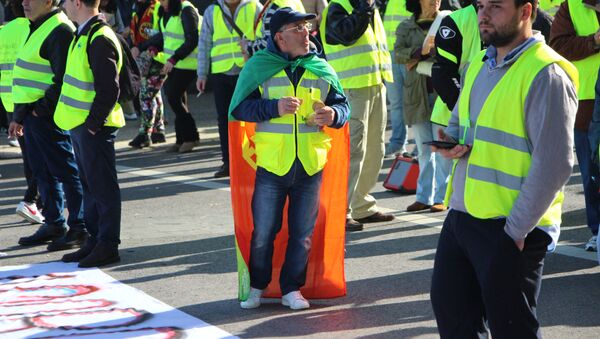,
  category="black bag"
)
[87,22,141,102]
